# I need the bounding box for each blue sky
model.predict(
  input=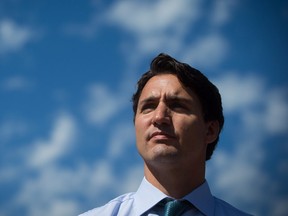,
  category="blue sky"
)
[0,0,288,215]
